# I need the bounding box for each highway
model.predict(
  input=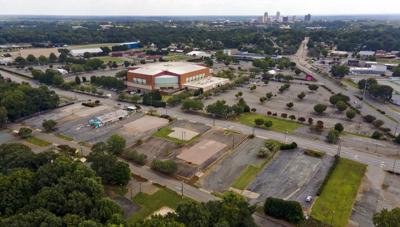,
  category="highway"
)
[290,38,400,133]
